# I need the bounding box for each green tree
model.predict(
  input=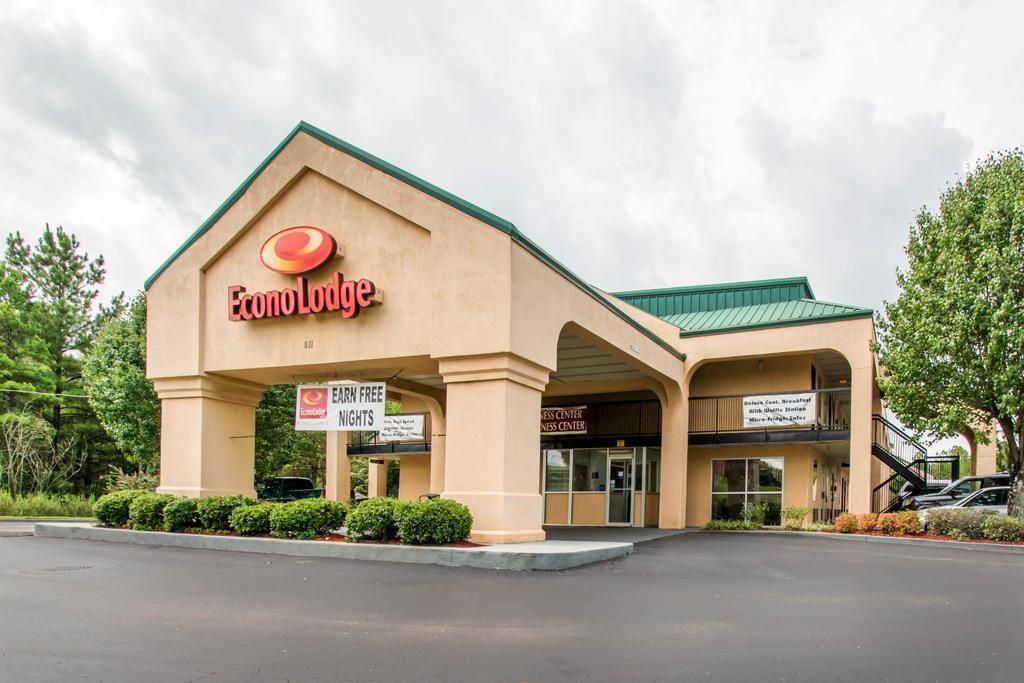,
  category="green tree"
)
[4,225,120,442]
[82,293,160,472]
[875,150,1024,515]
[0,262,51,413]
